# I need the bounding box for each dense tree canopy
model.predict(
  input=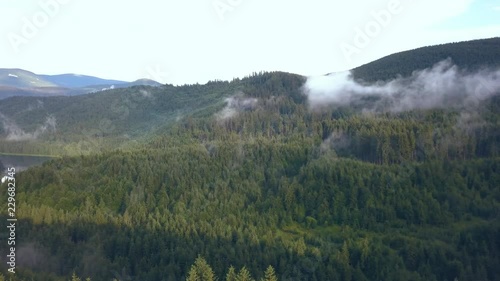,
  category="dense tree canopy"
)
[0,38,499,280]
